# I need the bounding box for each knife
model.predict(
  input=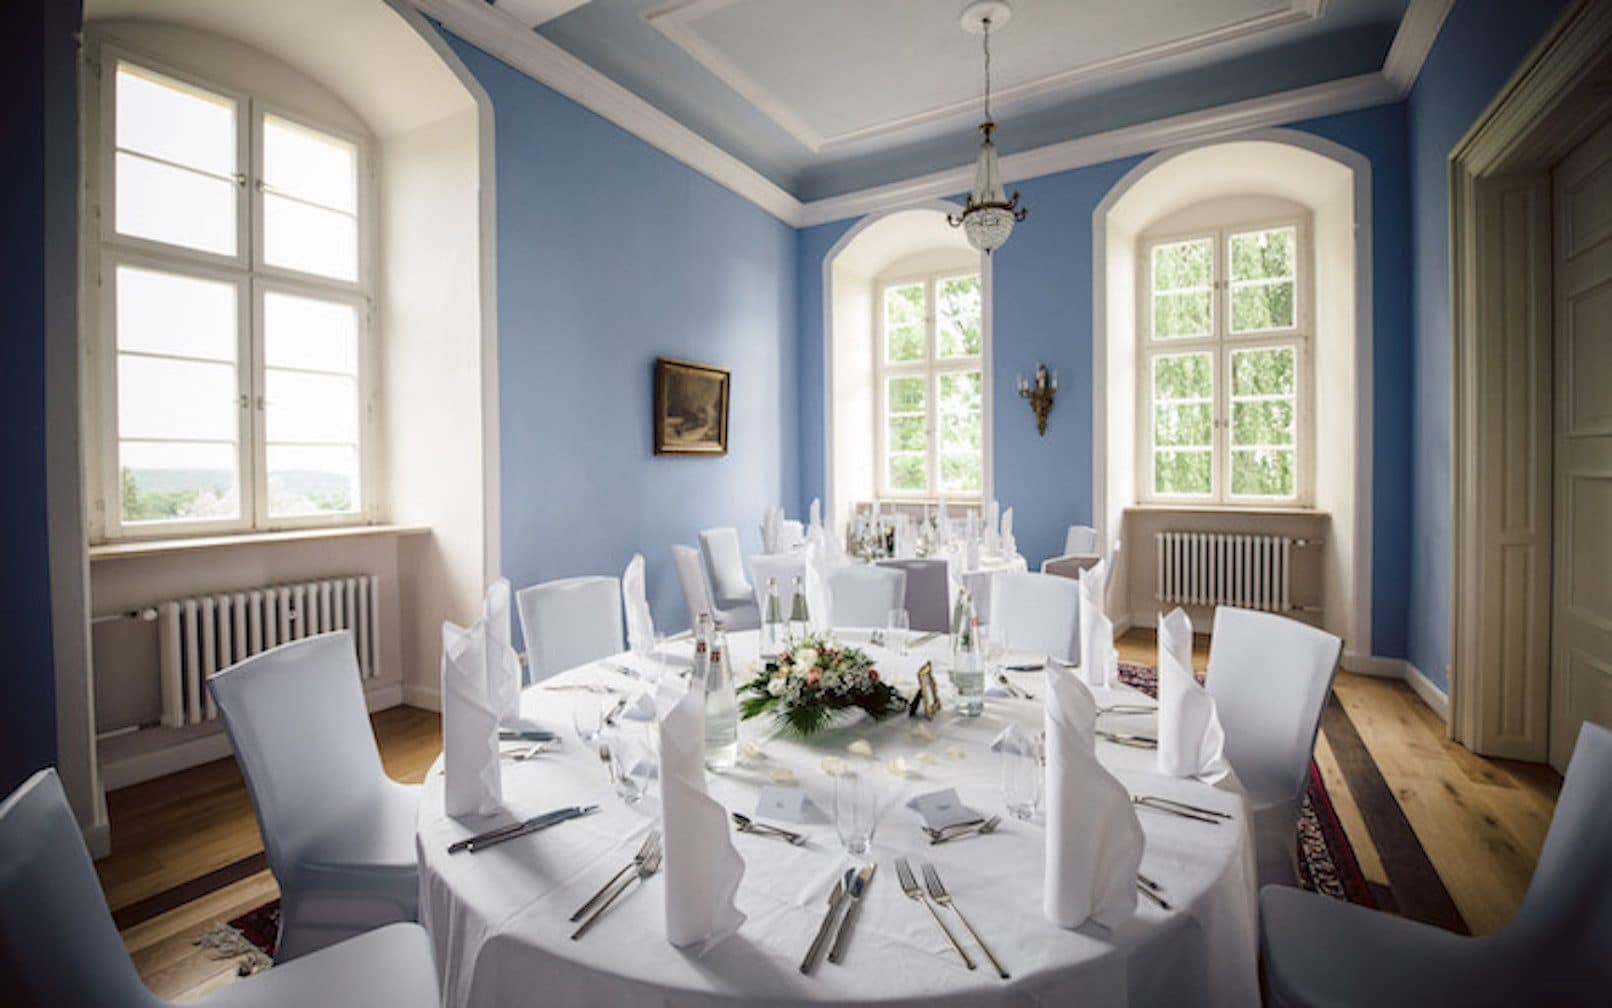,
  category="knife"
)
[826,863,877,964]
[448,806,579,854]
[462,805,599,854]
[800,870,853,974]
[499,729,558,742]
